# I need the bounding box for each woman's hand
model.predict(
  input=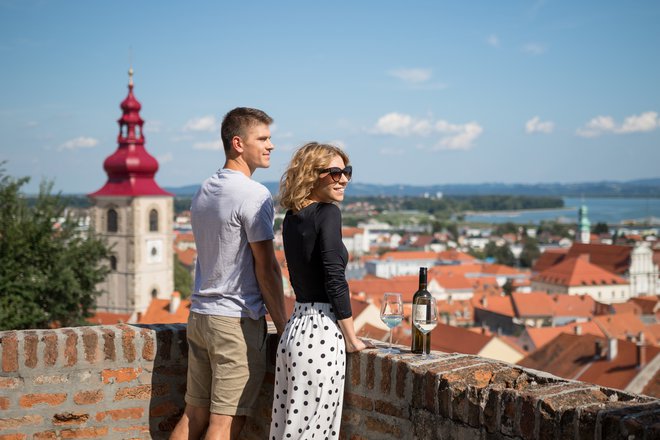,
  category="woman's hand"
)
[345,338,375,353]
